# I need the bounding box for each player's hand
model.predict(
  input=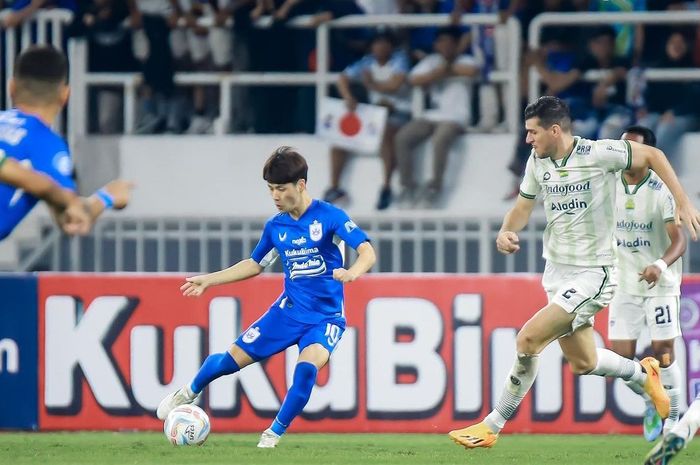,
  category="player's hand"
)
[333,268,357,283]
[638,264,662,289]
[103,179,134,210]
[496,231,520,254]
[674,201,700,241]
[59,197,93,235]
[181,275,210,297]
